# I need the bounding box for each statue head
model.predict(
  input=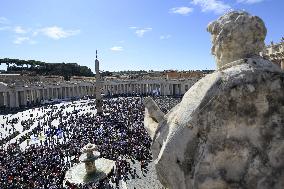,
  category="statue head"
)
[207,11,267,69]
